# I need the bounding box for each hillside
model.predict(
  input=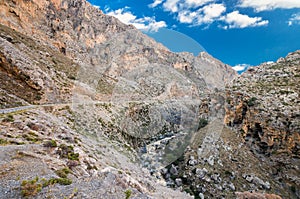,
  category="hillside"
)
[0,0,299,198]
[225,51,300,198]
